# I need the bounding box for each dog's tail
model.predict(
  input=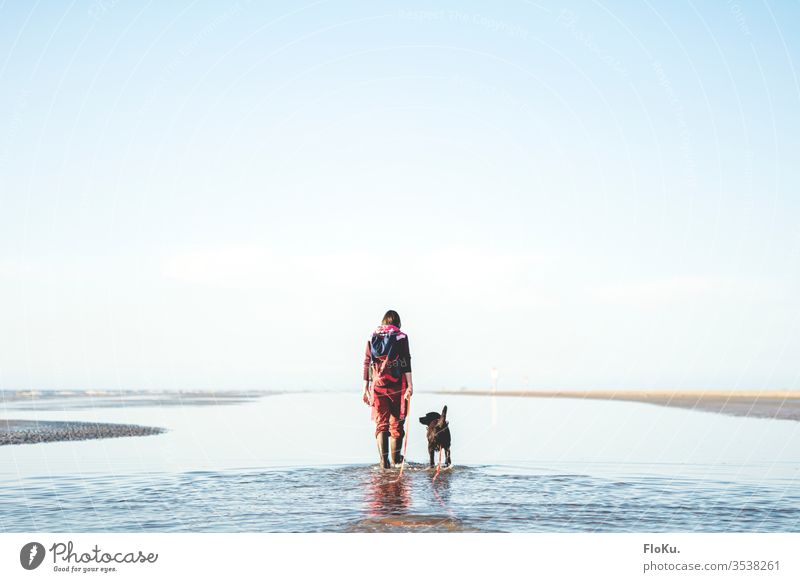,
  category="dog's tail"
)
[438,405,447,426]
